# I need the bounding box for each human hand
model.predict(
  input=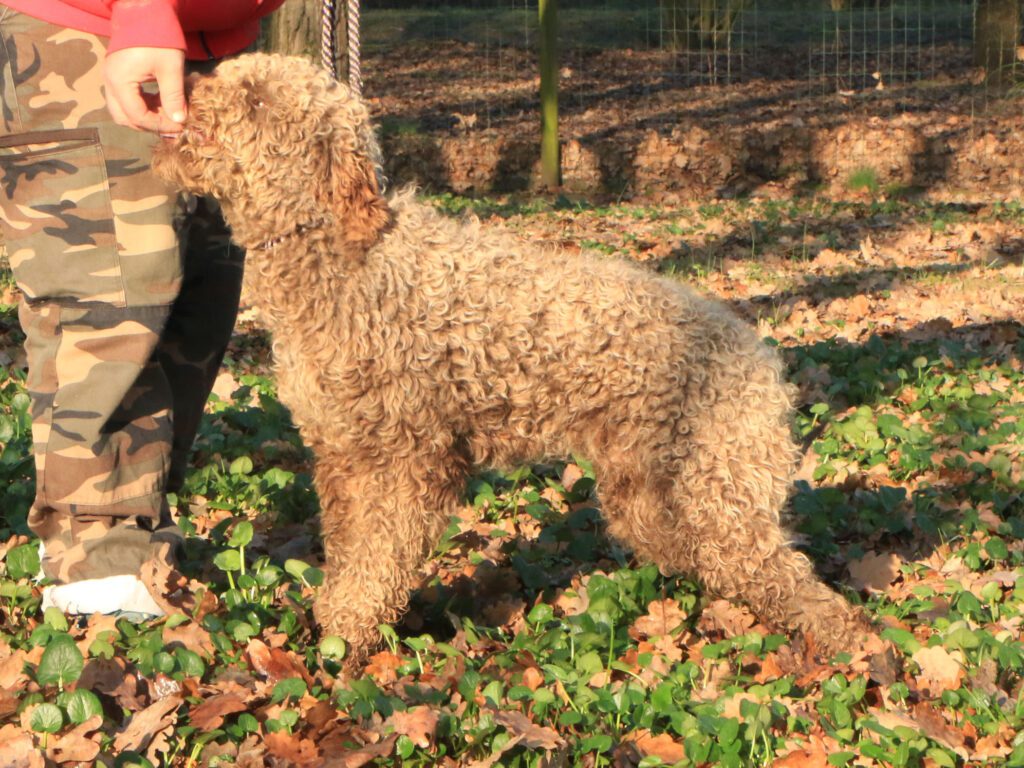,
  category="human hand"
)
[103,47,187,135]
